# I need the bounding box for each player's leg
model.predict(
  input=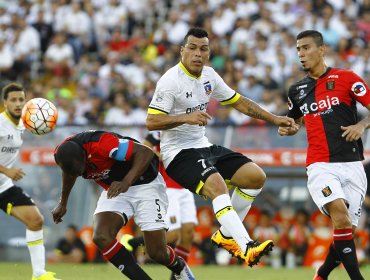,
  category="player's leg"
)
[308,162,365,280]
[217,161,265,236]
[93,190,152,280]
[3,186,58,280]
[175,189,198,261]
[166,147,262,265]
